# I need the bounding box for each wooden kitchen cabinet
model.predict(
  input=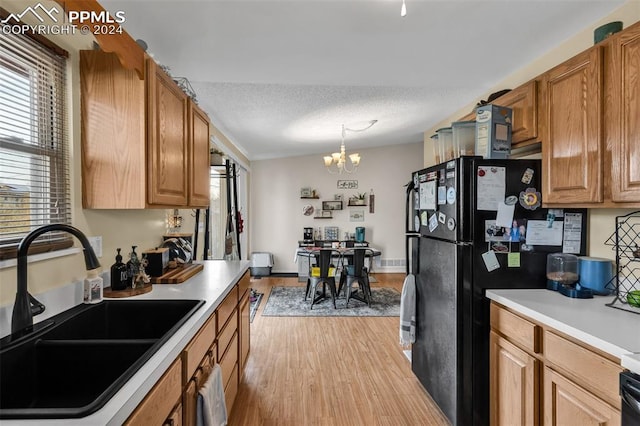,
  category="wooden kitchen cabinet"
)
[490,331,539,426]
[490,303,622,426]
[146,58,189,206]
[539,20,640,207]
[80,50,211,209]
[125,358,183,425]
[540,46,604,205]
[188,101,212,207]
[608,21,640,203]
[126,276,250,424]
[492,80,539,147]
[543,367,620,426]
